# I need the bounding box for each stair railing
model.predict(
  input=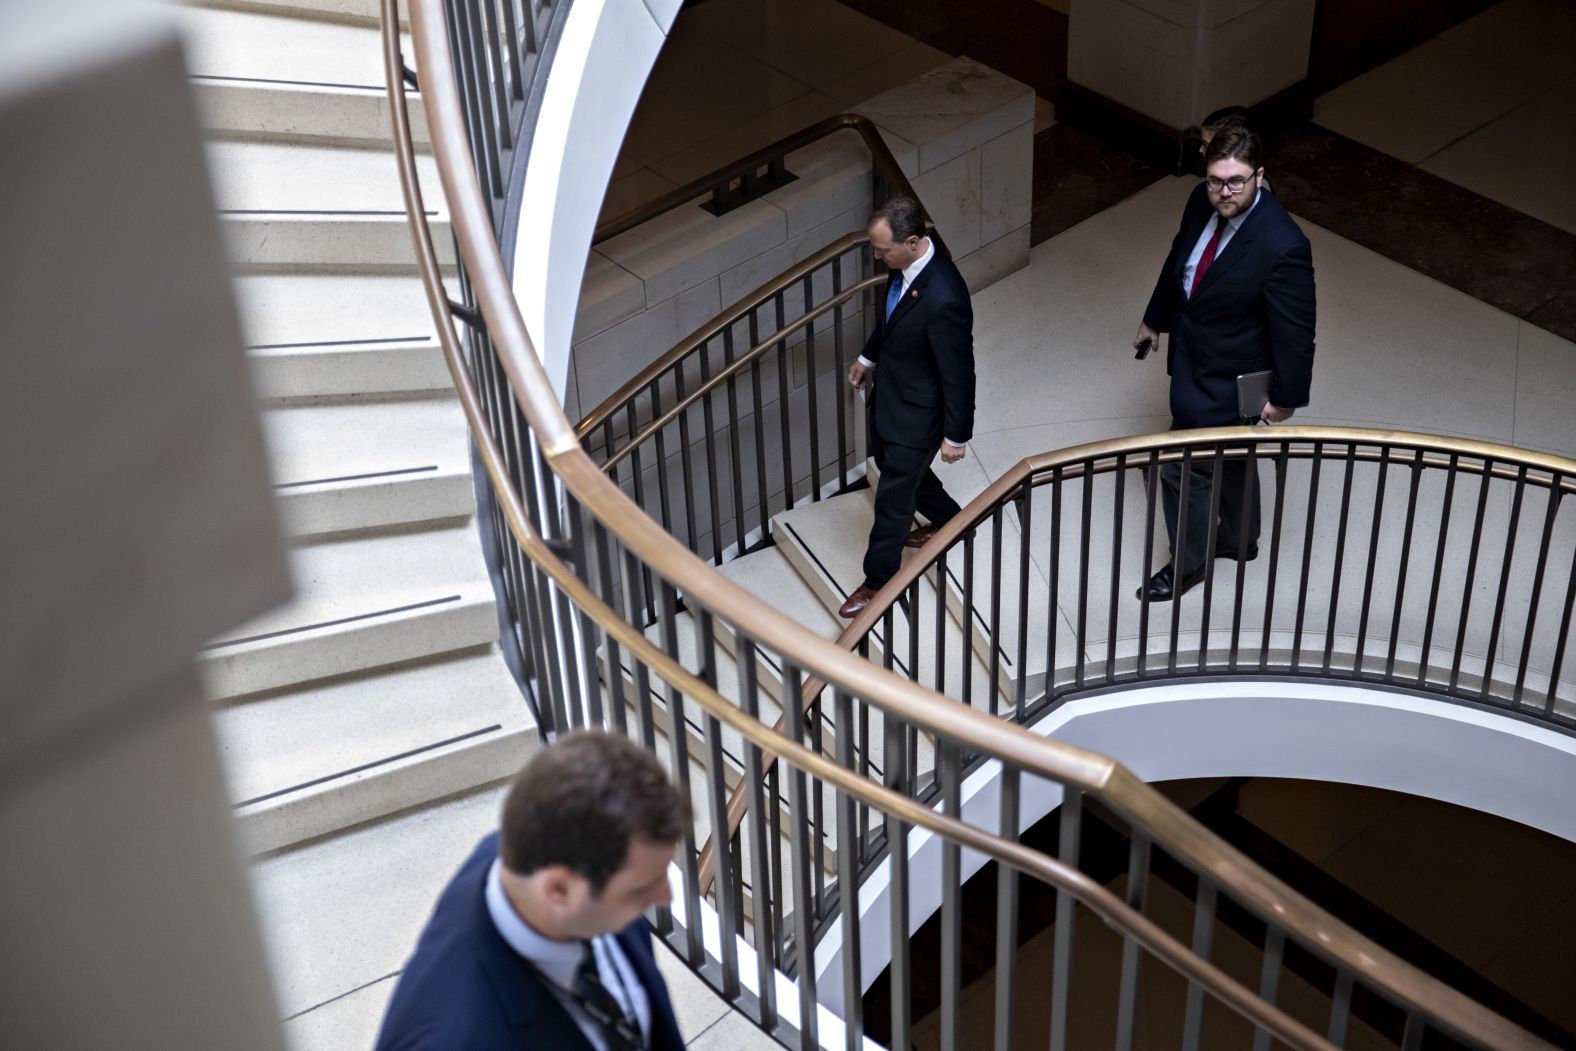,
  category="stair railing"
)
[383,2,1556,1048]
